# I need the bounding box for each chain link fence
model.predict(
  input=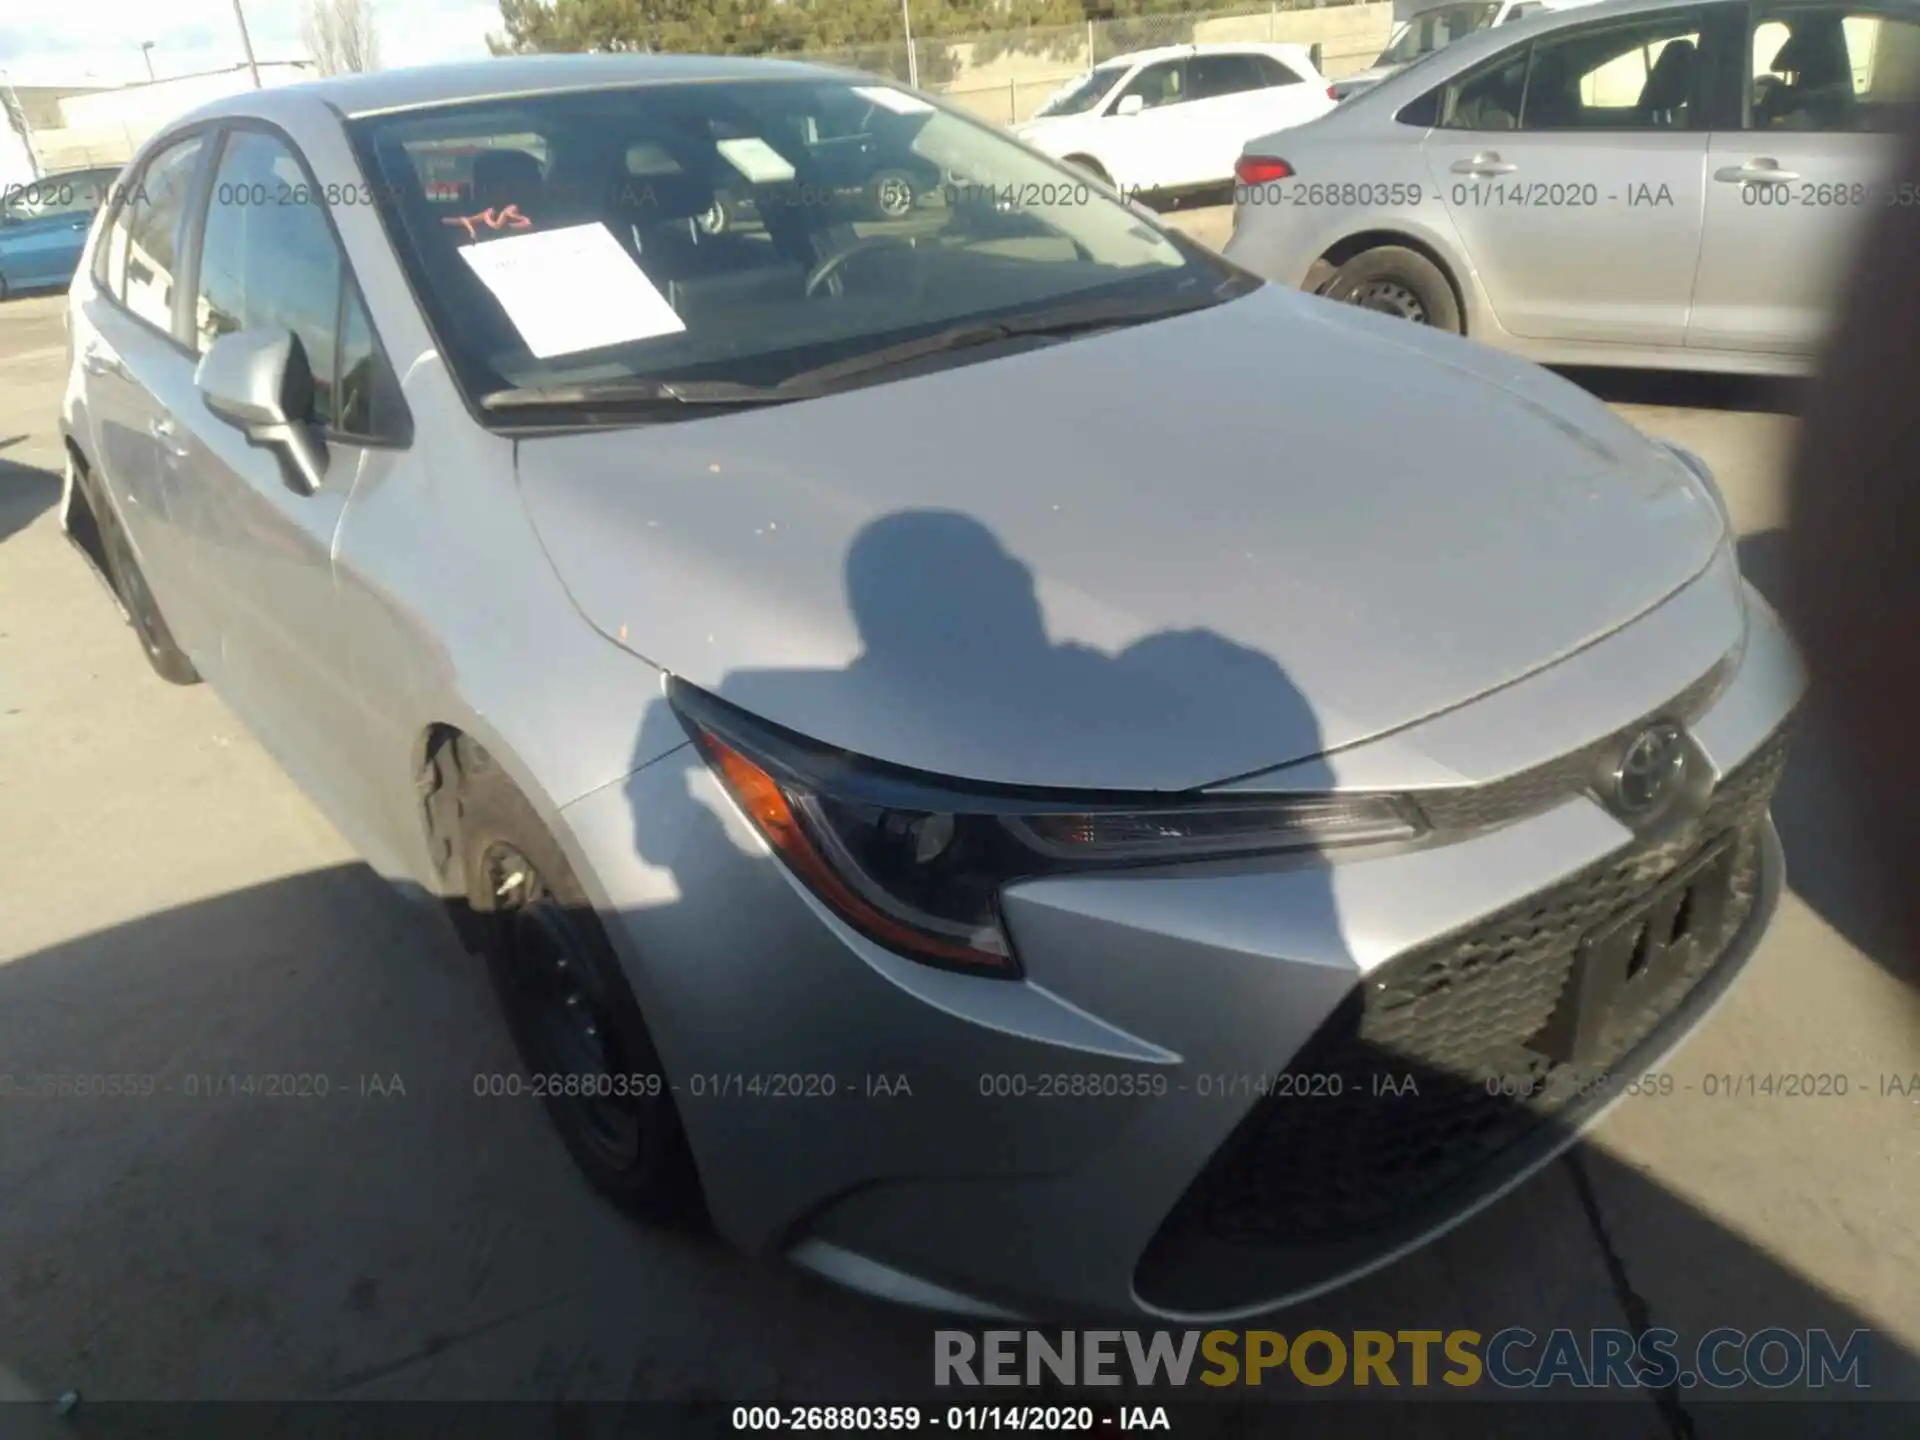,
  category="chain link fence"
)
[796,1,1395,127]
